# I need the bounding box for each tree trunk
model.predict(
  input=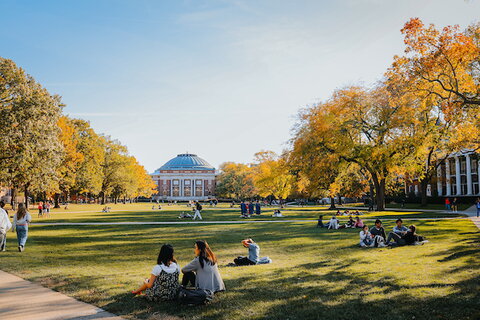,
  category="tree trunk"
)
[371,176,386,211]
[24,184,30,208]
[419,178,429,207]
[328,196,336,210]
[54,193,61,208]
[10,188,17,210]
[101,192,106,205]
